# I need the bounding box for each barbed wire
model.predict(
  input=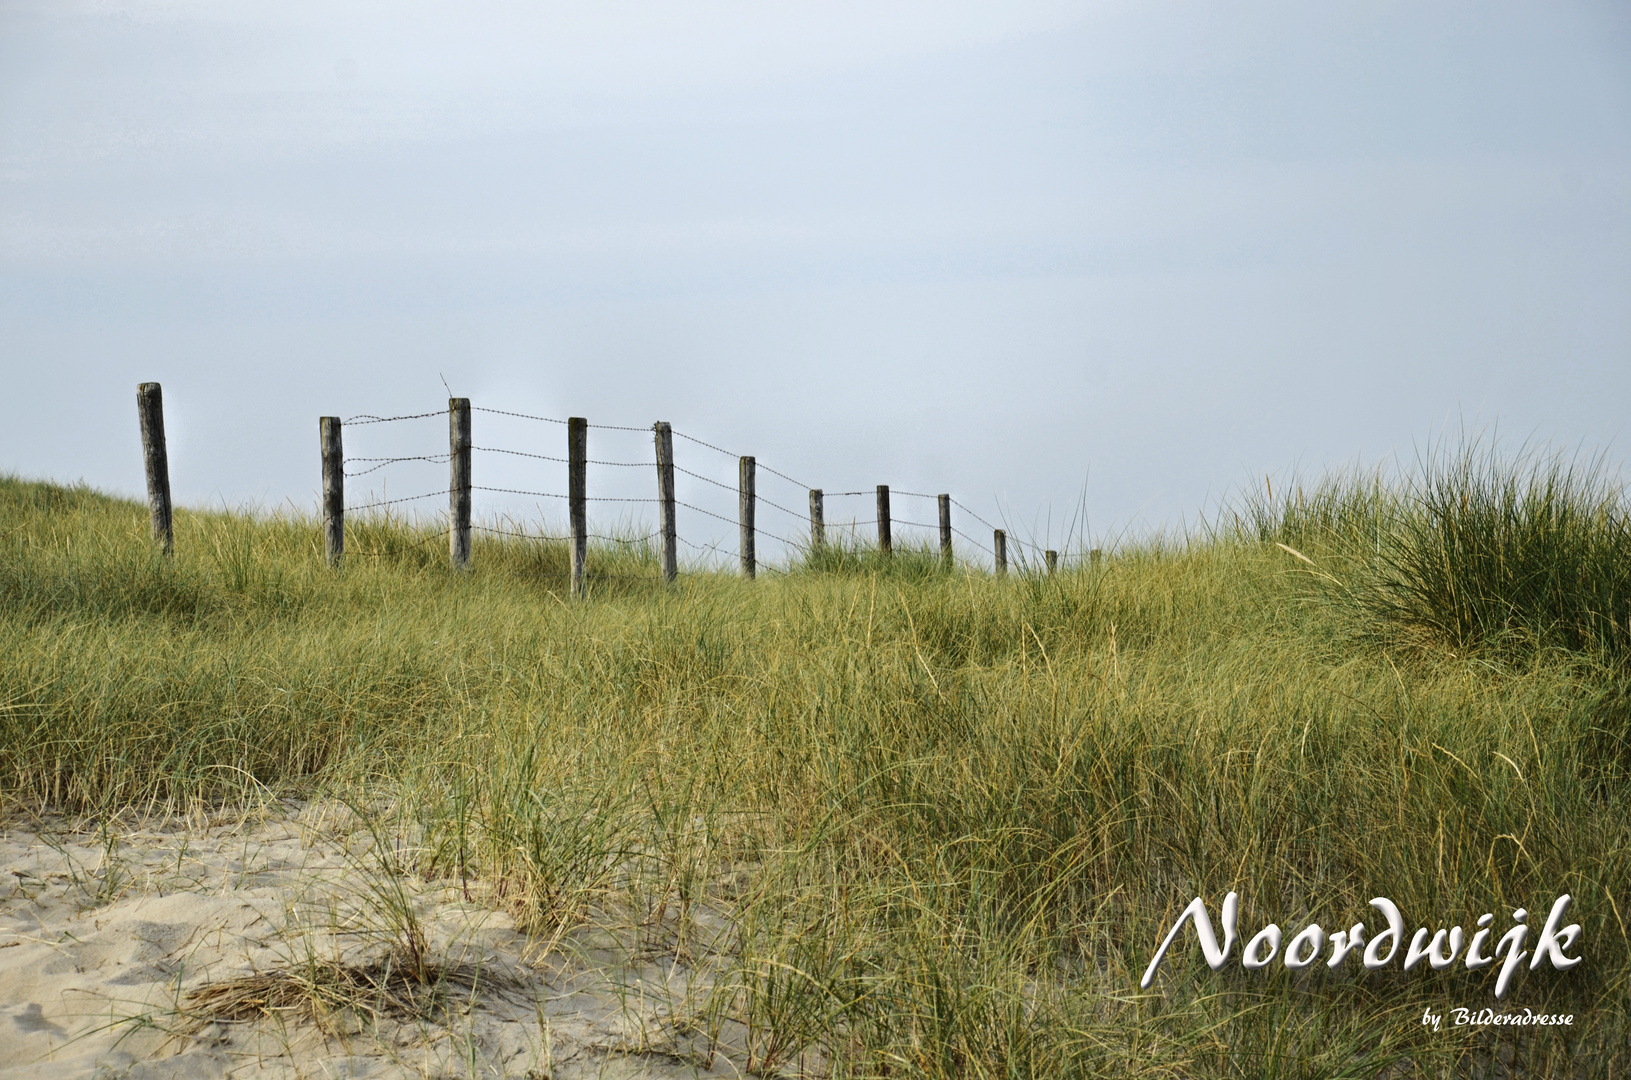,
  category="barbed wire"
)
[471,407,565,425]
[672,503,804,550]
[678,535,732,556]
[673,465,737,496]
[674,534,803,570]
[475,446,649,468]
[943,499,1051,554]
[671,429,809,490]
[756,493,807,522]
[760,526,810,550]
[952,526,996,556]
[671,468,810,523]
[824,490,872,498]
[350,526,451,555]
[471,485,659,503]
[470,406,653,434]
[950,498,998,533]
[472,523,660,546]
[671,430,738,460]
[345,490,446,512]
[487,570,662,581]
[675,500,740,527]
[345,454,450,477]
[344,409,445,426]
